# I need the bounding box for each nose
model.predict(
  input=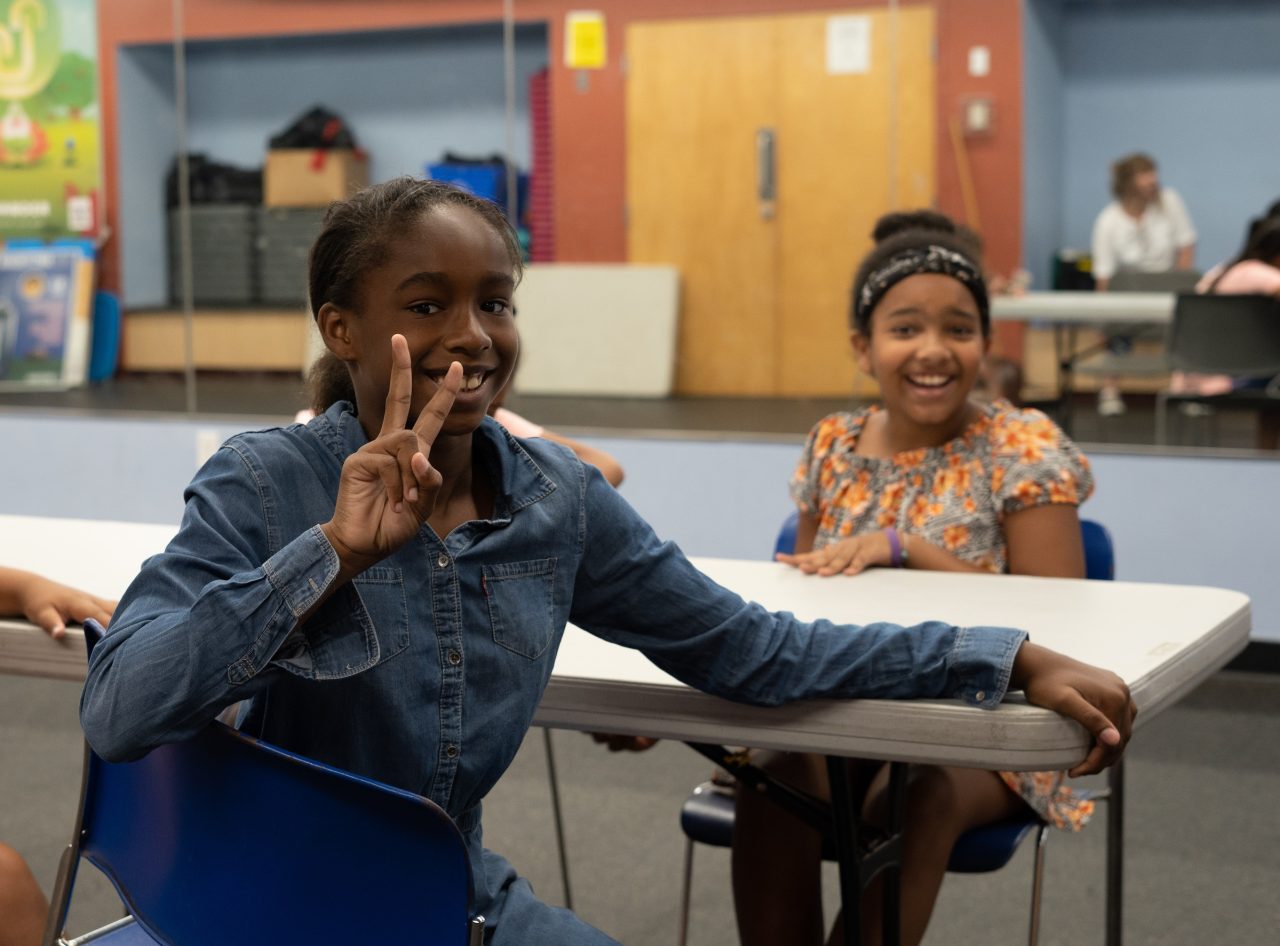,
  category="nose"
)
[442,305,492,355]
[914,327,951,363]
